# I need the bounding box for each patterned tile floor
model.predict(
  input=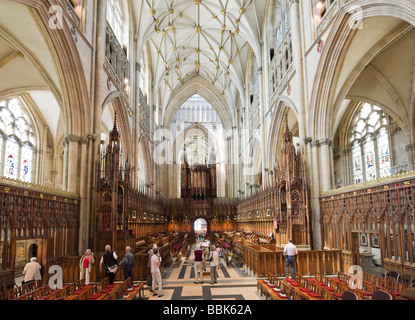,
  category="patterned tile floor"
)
[145,245,265,301]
